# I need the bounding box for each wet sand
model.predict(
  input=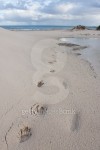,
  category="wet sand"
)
[60,37,100,75]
